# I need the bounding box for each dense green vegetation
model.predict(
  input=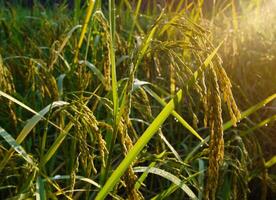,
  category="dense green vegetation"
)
[0,0,275,199]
